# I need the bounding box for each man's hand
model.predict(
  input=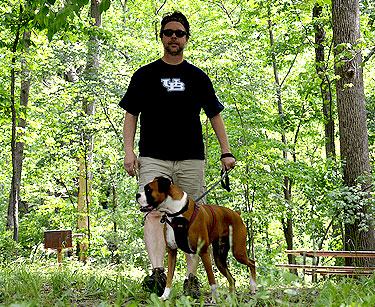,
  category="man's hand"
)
[221,156,235,171]
[123,112,138,177]
[124,152,139,177]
